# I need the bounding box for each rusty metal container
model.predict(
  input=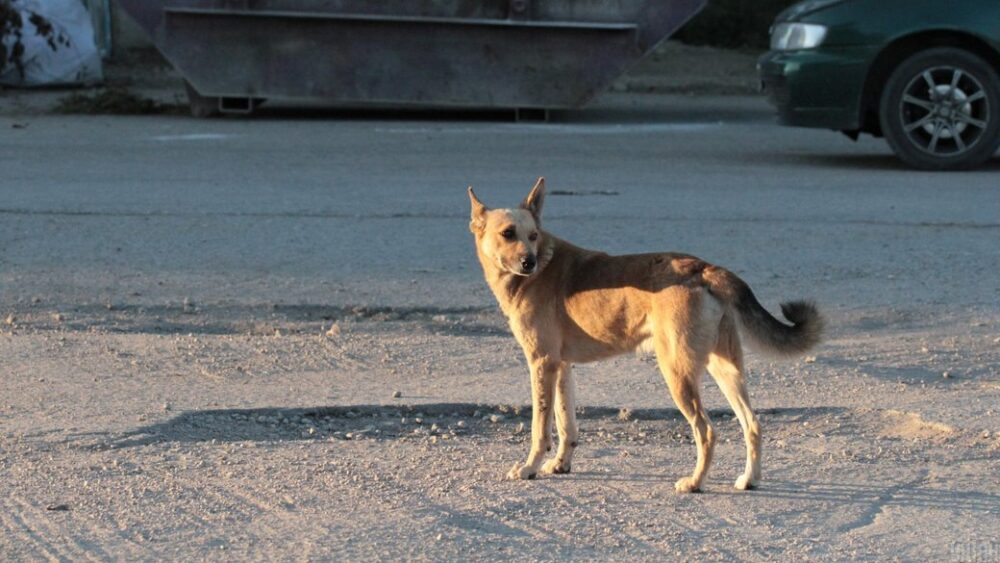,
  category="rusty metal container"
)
[118,0,706,115]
